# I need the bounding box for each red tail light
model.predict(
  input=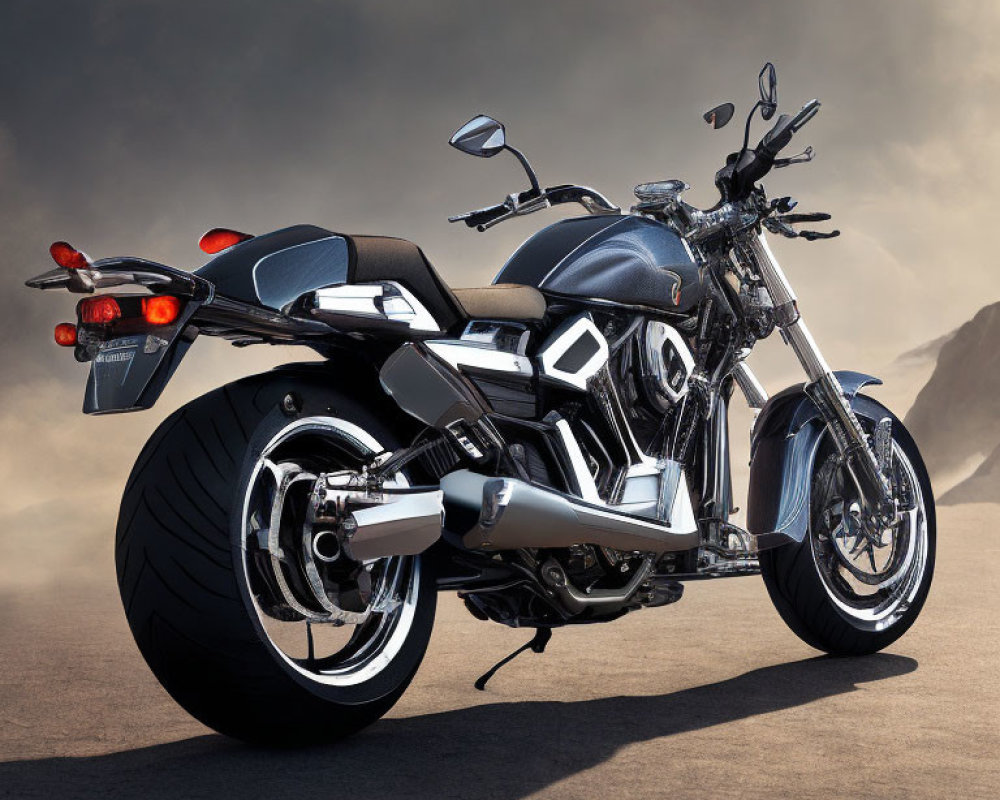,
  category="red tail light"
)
[79,296,122,324]
[142,295,182,325]
[199,228,252,254]
[54,322,77,346]
[50,241,90,270]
